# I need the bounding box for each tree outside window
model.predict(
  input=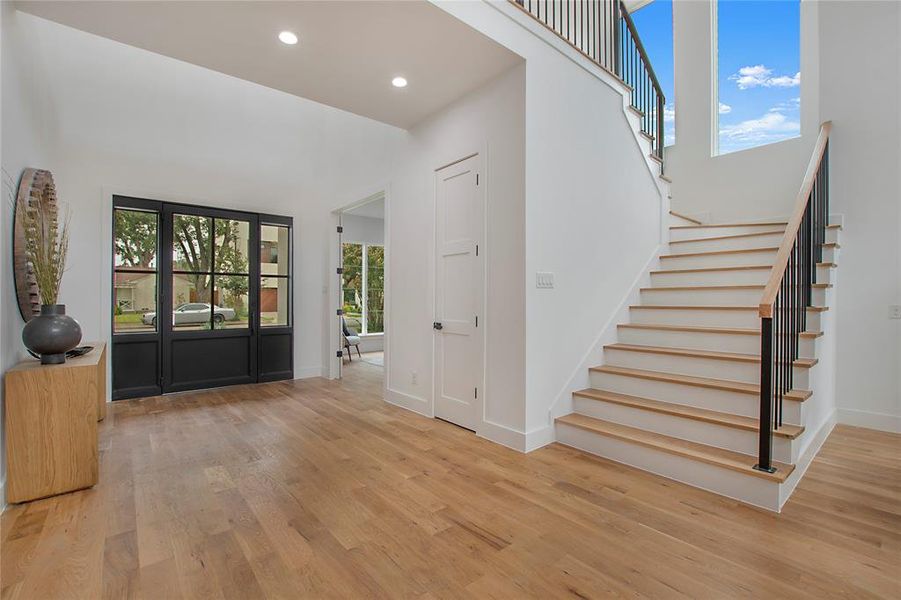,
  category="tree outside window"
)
[341,242,383,335]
